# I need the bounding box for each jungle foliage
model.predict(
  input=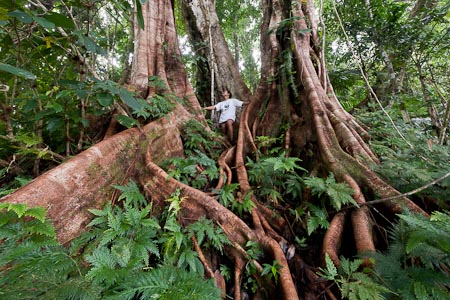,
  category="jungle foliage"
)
[1,0,449,299]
